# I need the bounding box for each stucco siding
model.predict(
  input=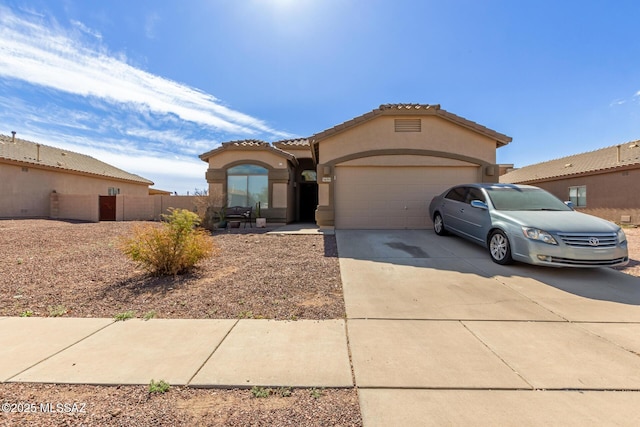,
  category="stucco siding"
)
[0,163,148,218]
[533,169,640,210]
[339,155,478,167]
[206,150,290,170]
[319,116,497,165]
[532,168,640,224]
